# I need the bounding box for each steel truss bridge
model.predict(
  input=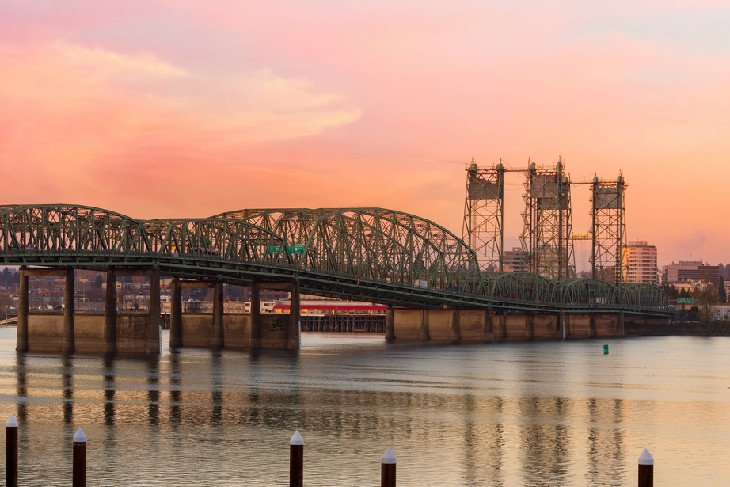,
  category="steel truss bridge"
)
[0,204,670,316]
